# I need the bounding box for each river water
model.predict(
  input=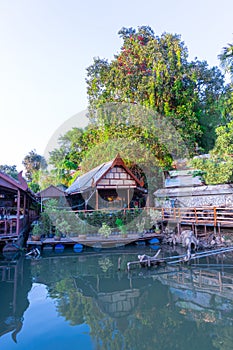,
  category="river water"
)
[0,245,233,350]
